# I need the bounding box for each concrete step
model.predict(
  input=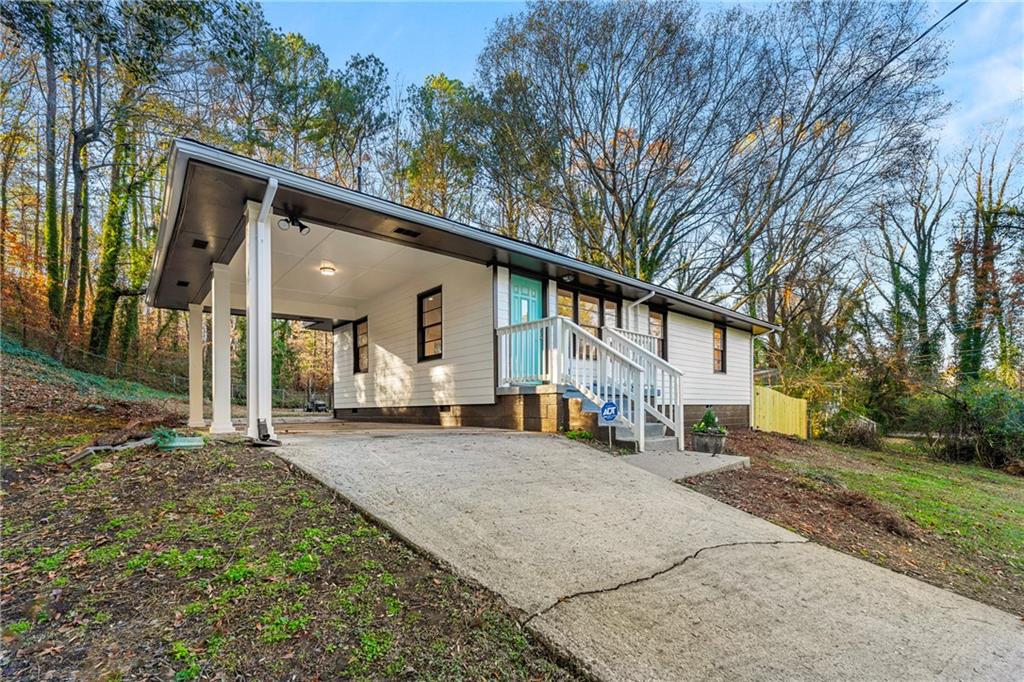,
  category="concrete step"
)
[615,422,666,442]
[621,451,750,480]
[642,435,684,452]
